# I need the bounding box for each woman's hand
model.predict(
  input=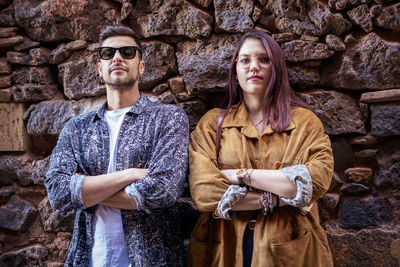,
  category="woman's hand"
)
[221,169,240,184]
